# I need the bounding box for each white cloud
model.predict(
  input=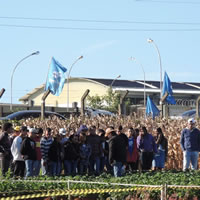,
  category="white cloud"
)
[81,40,117,56]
